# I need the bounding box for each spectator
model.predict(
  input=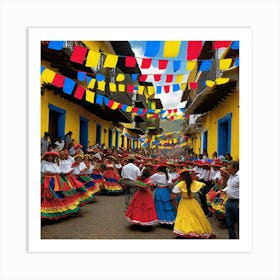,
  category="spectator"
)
[41,132,50,155]
[64,131,73,145]
[54,136,65,152]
